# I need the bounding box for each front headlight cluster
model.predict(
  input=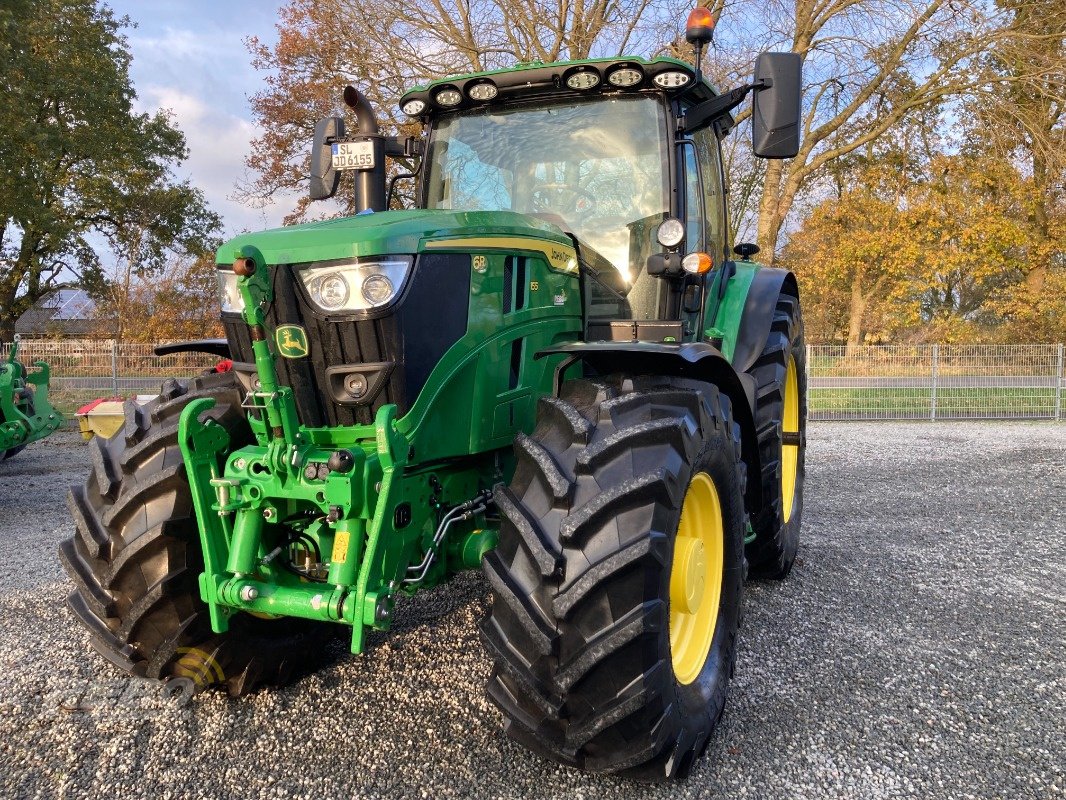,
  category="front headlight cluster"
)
[217,256,413,316]
[299,257,413,313]
[217,269,245,313]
